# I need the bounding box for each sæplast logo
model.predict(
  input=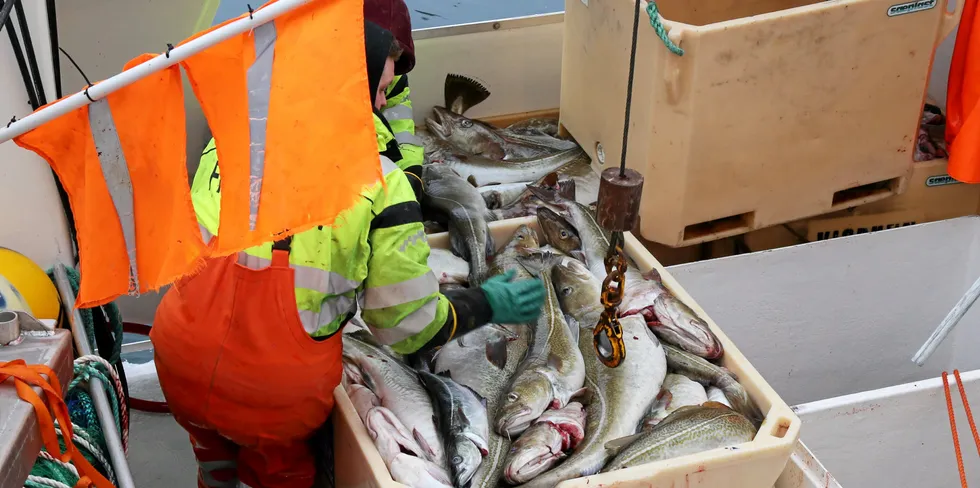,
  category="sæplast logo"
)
[887,0,937,17]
